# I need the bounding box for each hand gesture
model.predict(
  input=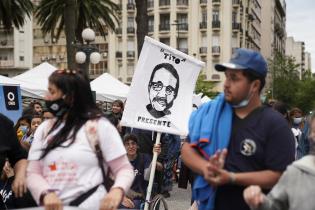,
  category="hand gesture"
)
[121,196,135,209]
[43,192,63,210]
[100,187,124,210]
[12,164,27,198]
[153,143,161,155]
[243,185,265,209]
[202,149,231,187]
